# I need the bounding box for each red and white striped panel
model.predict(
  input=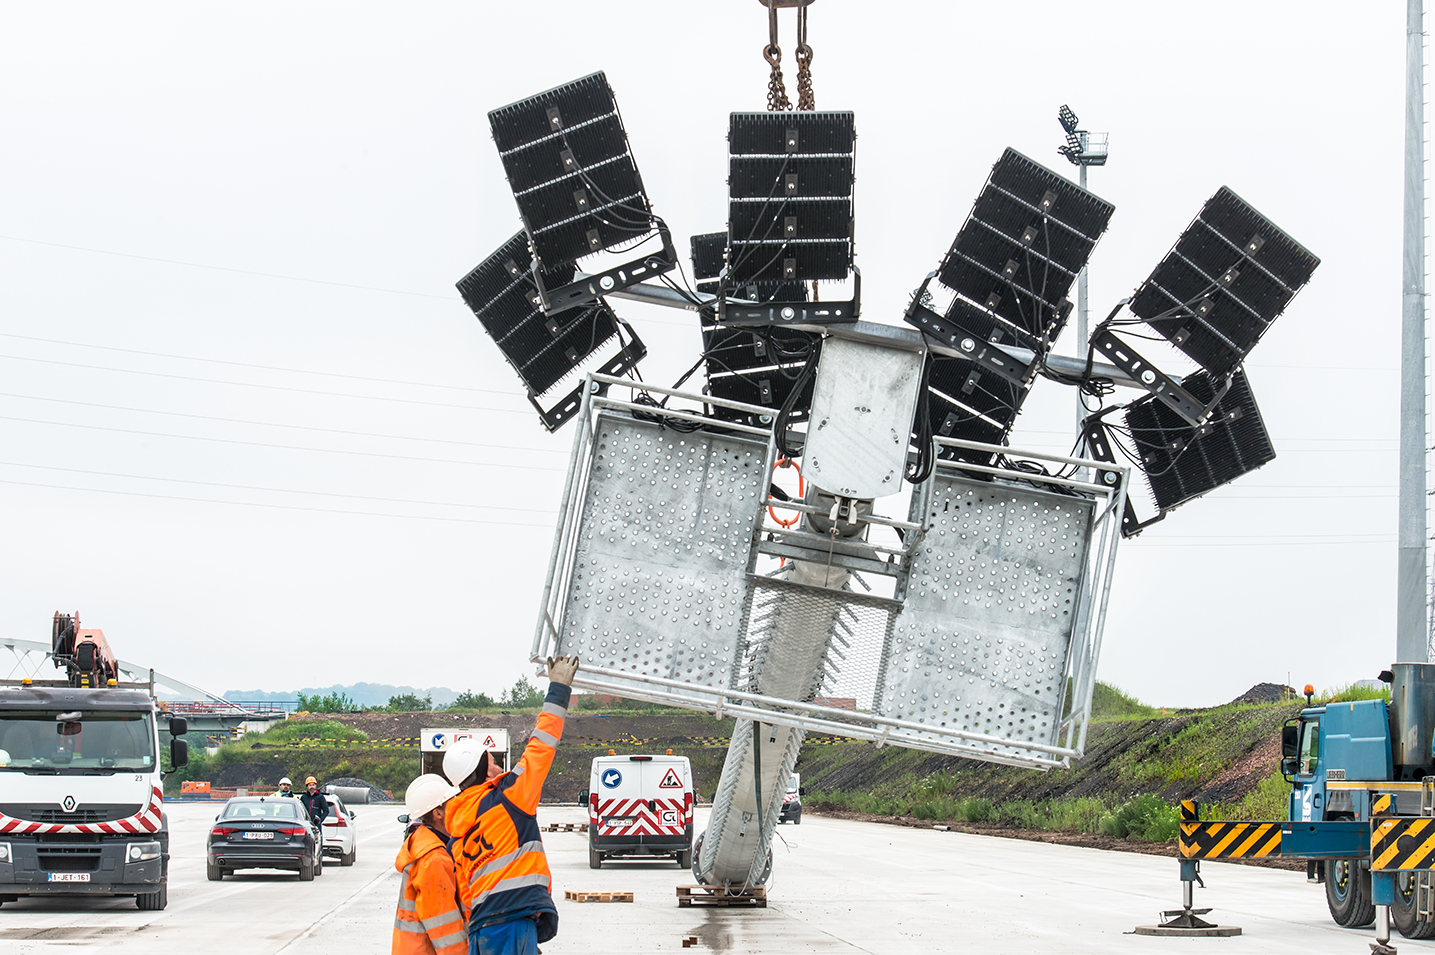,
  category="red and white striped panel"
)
[596,797,687,836]
[0,786,163,836]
